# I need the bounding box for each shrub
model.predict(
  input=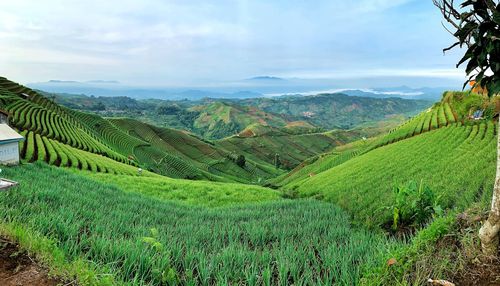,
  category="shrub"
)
[390,180,442,231]
[235,154,245,167]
